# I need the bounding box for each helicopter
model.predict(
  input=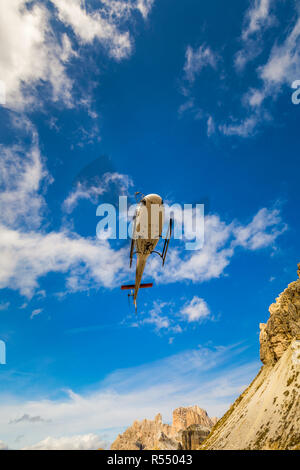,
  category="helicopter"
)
[121,193,173,312]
